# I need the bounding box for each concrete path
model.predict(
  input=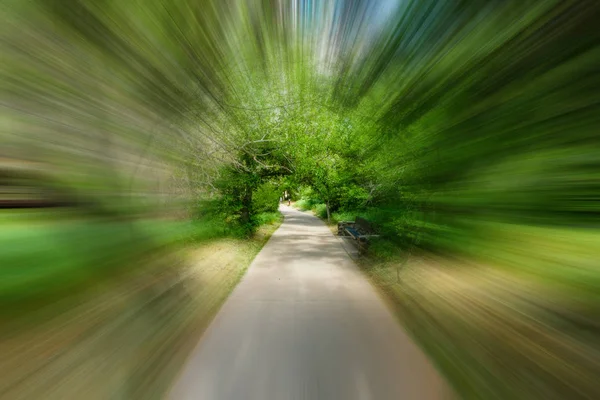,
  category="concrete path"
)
[169,205,450,400]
